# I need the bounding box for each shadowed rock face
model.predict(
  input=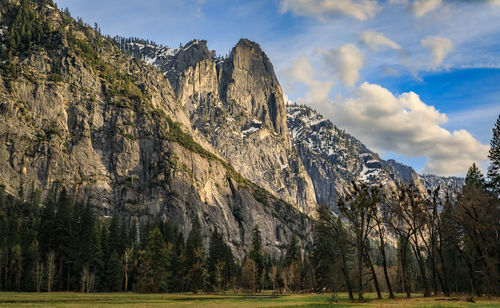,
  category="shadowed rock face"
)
[0,3,313,259]
[219,39,290,140]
